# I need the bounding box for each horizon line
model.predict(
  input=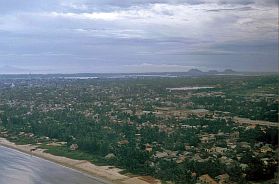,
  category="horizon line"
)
[0,71,277,75]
